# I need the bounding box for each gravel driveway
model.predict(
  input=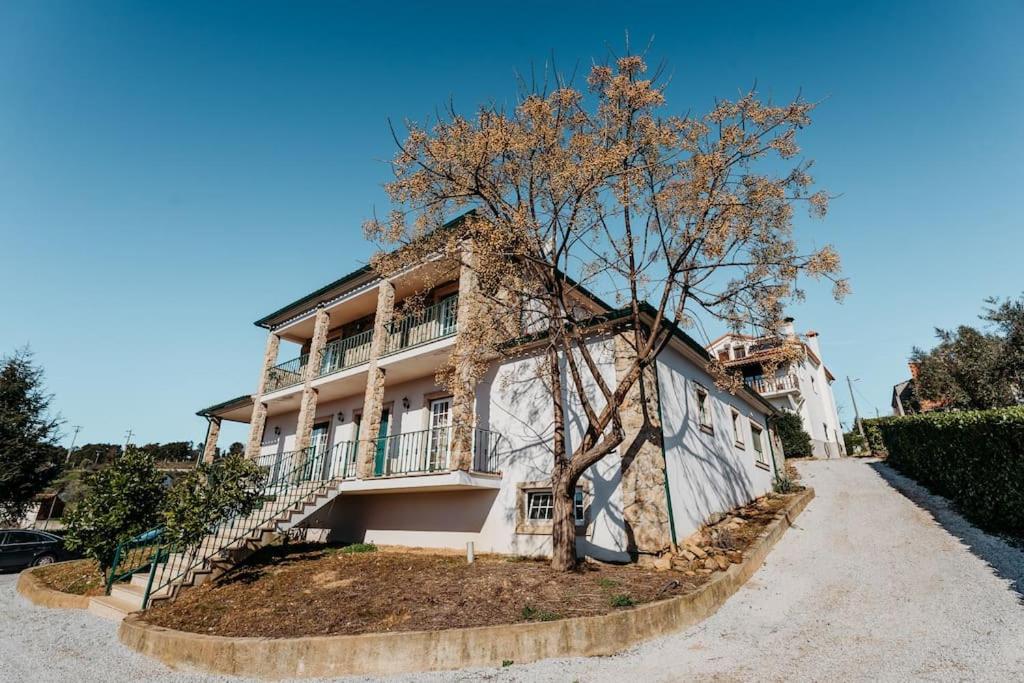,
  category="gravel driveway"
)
[2,458,1022,682]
